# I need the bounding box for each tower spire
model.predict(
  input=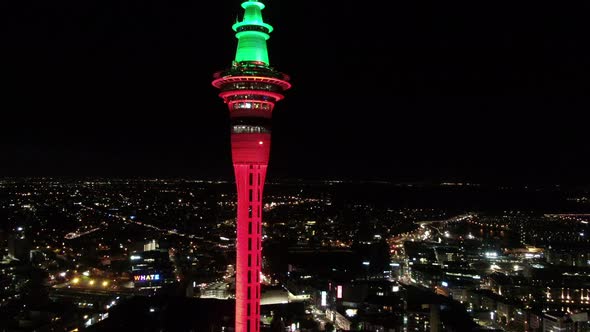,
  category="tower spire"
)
[232,0,274,65]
